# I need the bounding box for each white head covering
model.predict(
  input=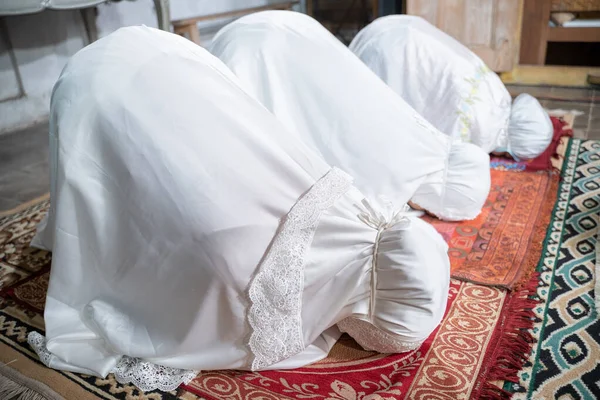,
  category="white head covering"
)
[338,216,450,352]
[501,94,553,161]
[30,26,451,391]
[412,142,491,221]
[350,15,552,159]
[209,10,489,221]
